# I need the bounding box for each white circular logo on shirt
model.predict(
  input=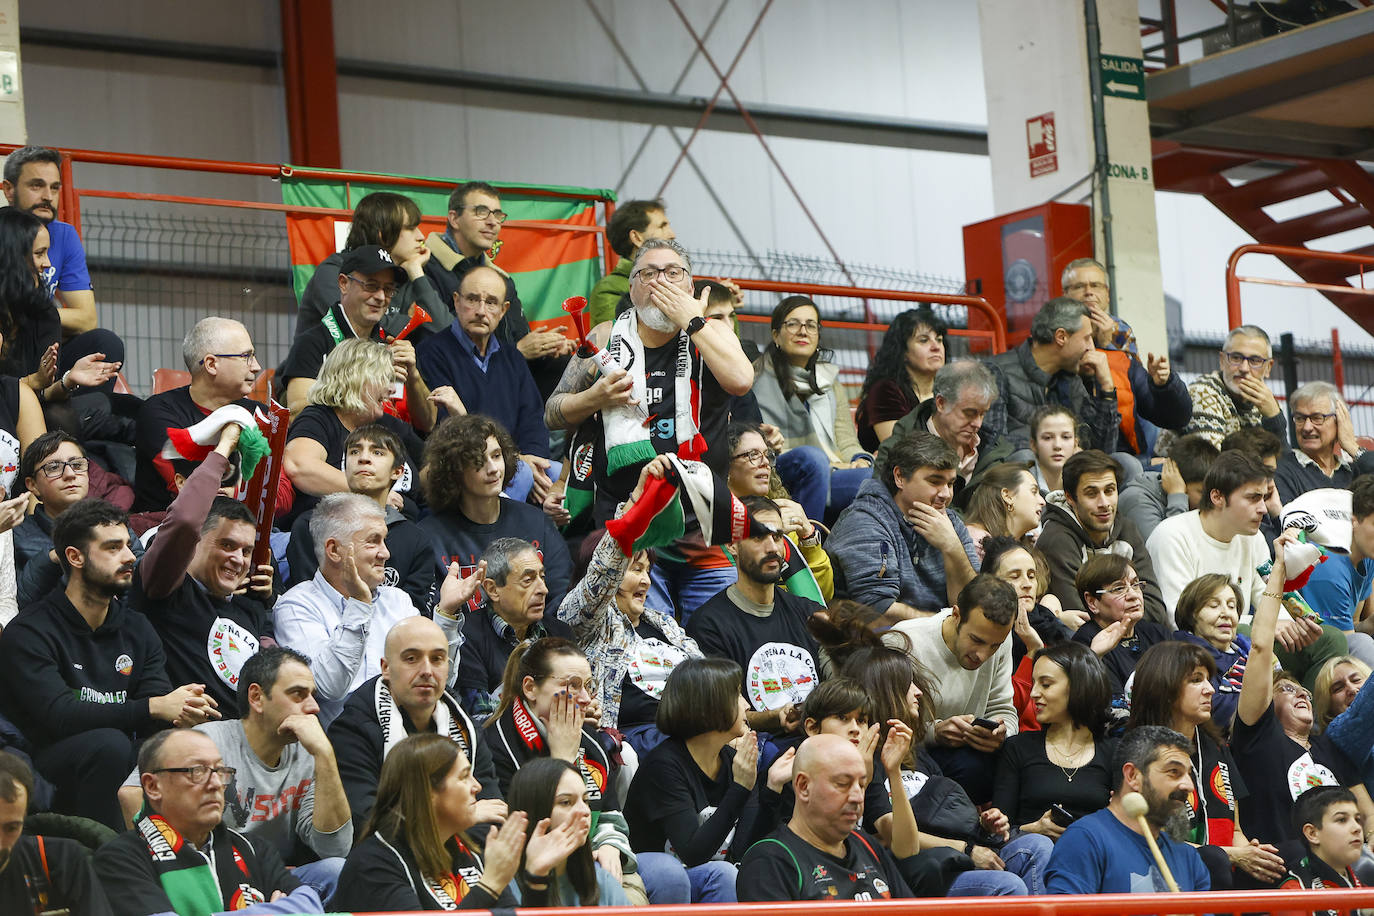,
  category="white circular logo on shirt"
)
[207,617,260,688]
[0,427,19,493]
[1288,752,1339,800]
[745,642,818,711]
[627,638,687,700]
[899,769,929,800]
